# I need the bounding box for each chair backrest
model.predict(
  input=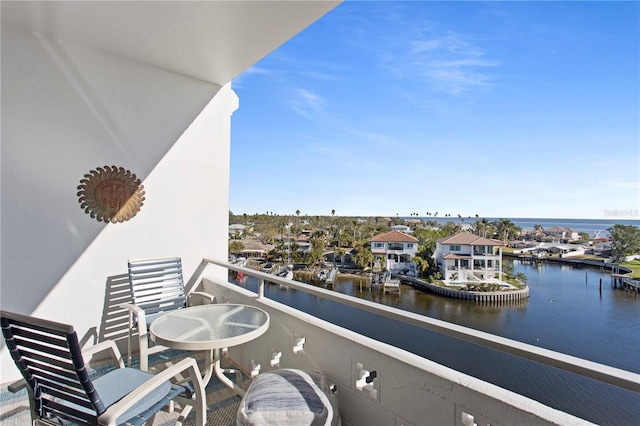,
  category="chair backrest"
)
[128,257,187,316]
[1,311,105,424]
